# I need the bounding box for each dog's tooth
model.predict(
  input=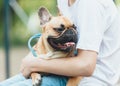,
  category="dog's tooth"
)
[66,43,70,47]
[65,42,75,47]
